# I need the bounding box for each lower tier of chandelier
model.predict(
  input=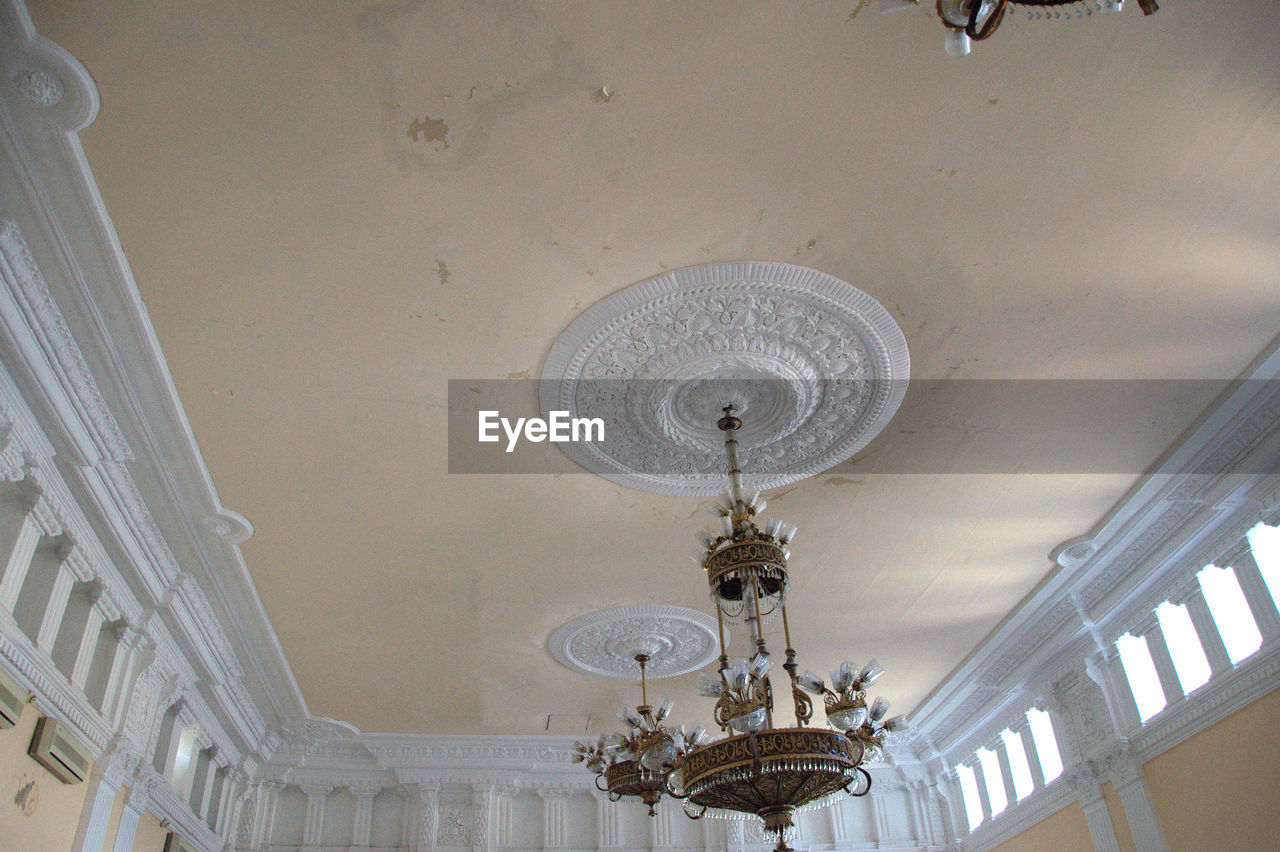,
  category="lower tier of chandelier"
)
[602,760,665,813]
[679,728,864,832]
